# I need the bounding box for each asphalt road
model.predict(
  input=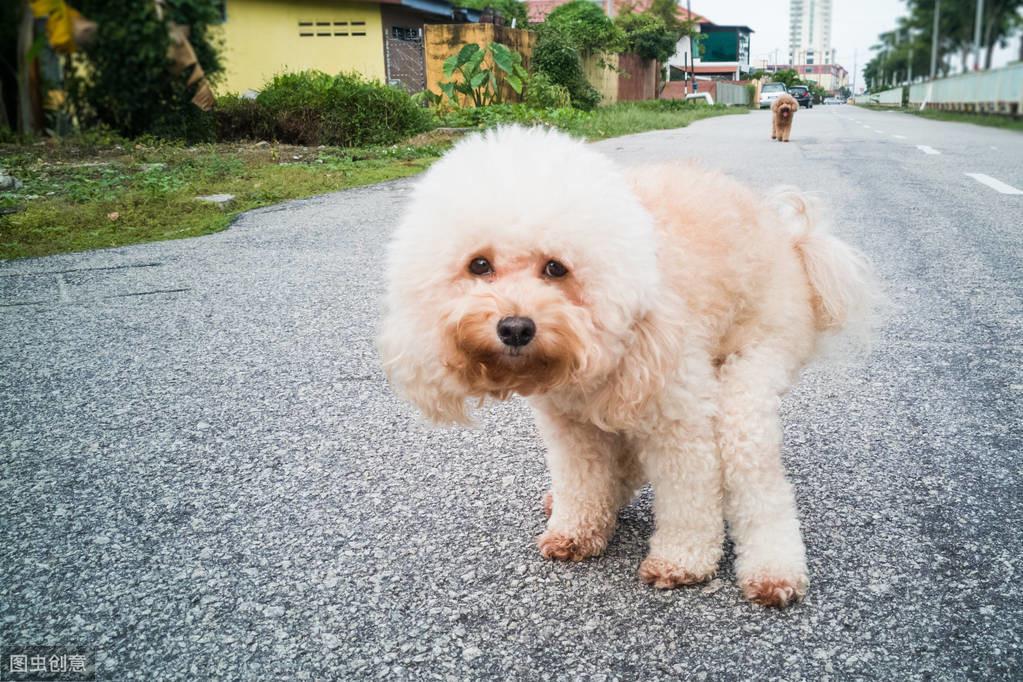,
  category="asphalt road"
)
[2,107,1021,680]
